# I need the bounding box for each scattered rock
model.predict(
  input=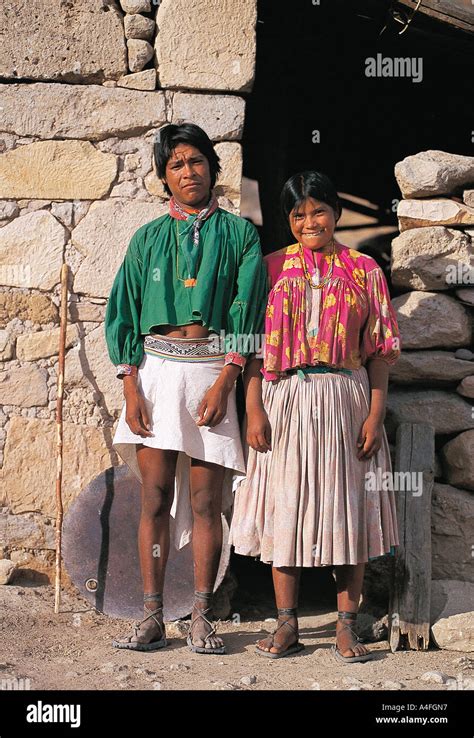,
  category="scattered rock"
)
[432,613,474,653]
[120,0,151,12]
[0,559,17,584]
[395,150,474,199]
[389,351,474,385]
[391,227,472,290]
[432,485,474,583]
[117,70,156,90]
[455,348,474,361]
[392,292,471,349]
[457,376,474,400]
[420,670,449,684]
[240,675,257,685]
[455,289,474,307]
[398,199,474,232]
[127,39,154,73]
[440,431,474,489]
[124,14,155,40]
